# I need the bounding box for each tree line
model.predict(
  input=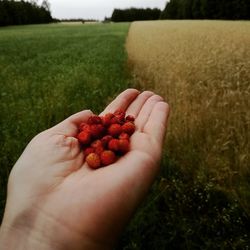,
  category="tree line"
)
[111,8,161,22]
[0,0,52,26]
[111,1,250,22]
[1,0,249,26]
[161,0,250,20]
